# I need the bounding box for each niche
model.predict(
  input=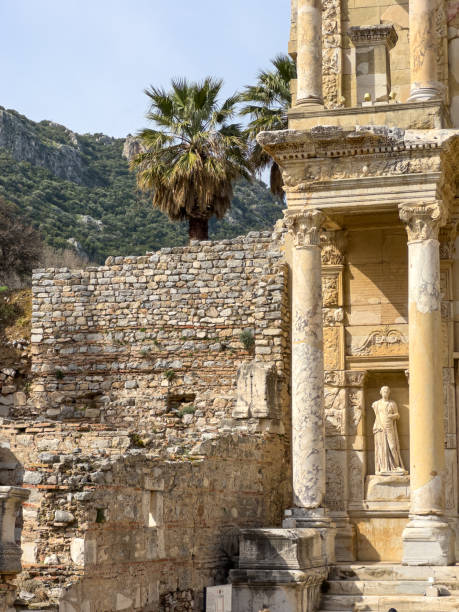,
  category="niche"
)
[148,491,163,528]
[364,370,409,476]
[167,393,196,413]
